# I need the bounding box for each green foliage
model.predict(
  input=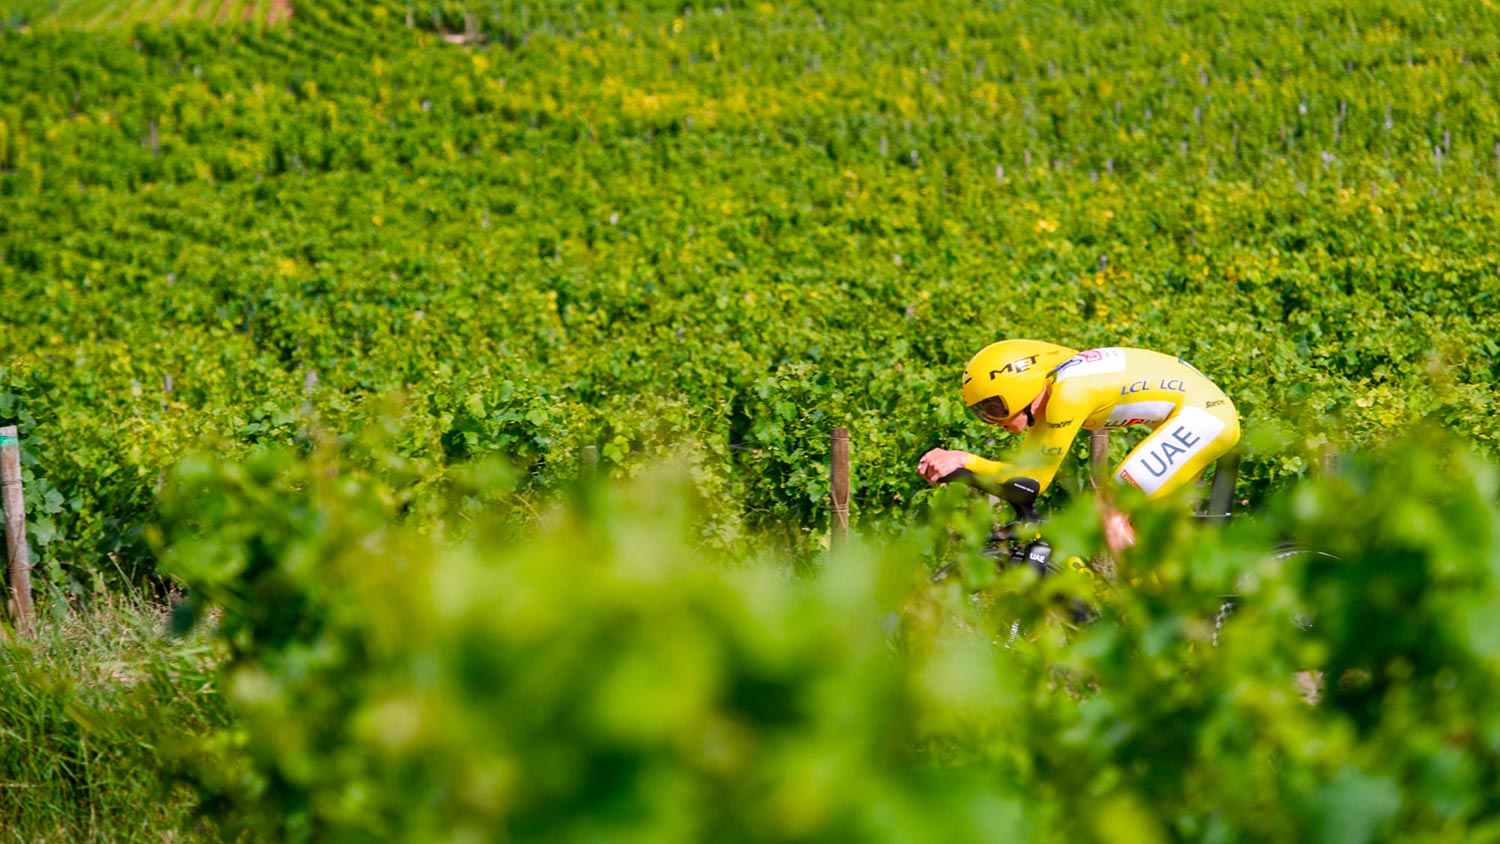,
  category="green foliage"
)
[139,431,1500,843]
[151,441,1029,842]
[3,1,1500,839]
[3,0,1500,589]
[2,1,291,30]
